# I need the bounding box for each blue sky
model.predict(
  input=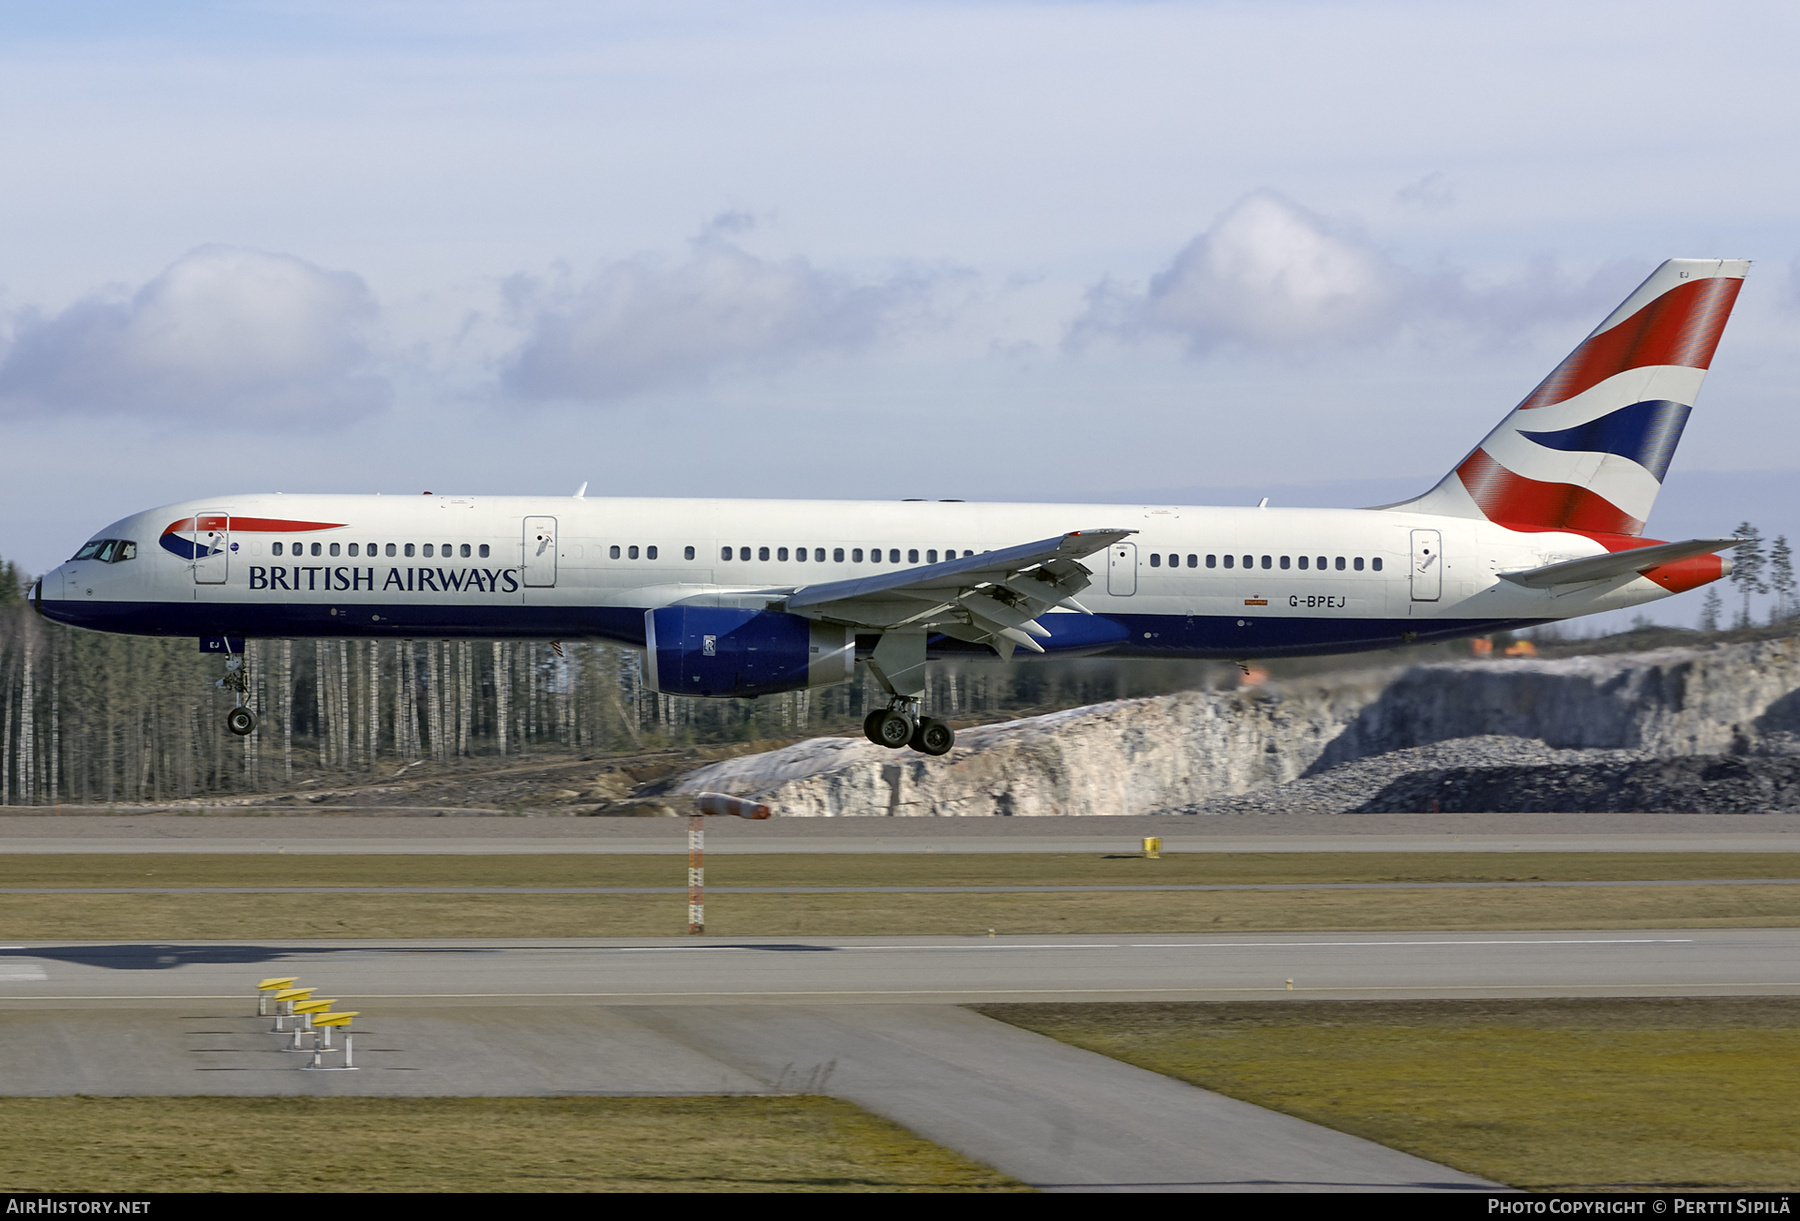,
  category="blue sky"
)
[2,1,1797,628]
